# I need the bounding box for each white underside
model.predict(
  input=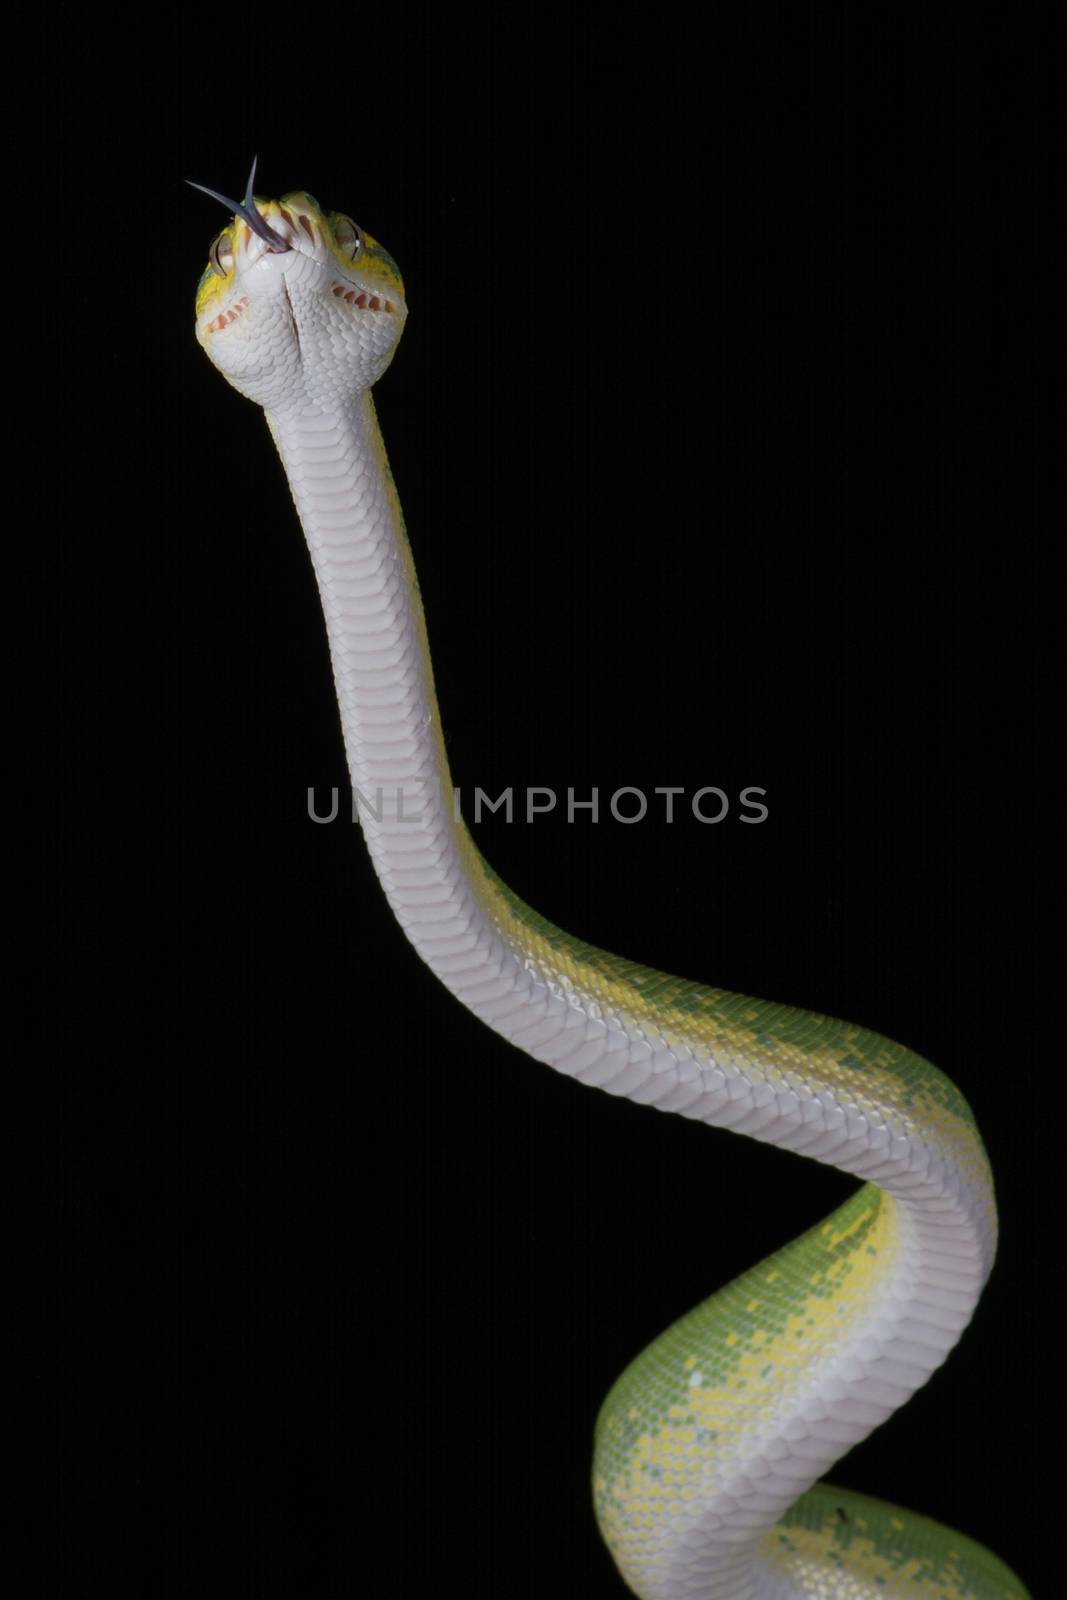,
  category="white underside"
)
[265,392,994,1599]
